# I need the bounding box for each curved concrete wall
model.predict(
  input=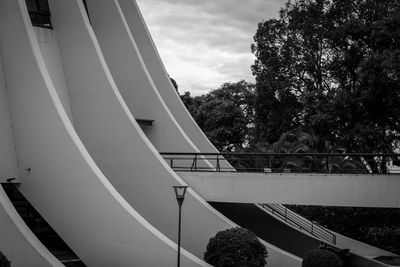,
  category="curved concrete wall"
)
[107,0,397,263]
[81,1,300,265]
[0,186,62,267]
[119,0,233,170]
[44,1,298,265]
[84,0,202,157]
[50,0,222,259]
[118,0,228,160]
[0,0,205,266]
[0,54,18,182]
[109,0,386,262]
[33,27,73,122]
